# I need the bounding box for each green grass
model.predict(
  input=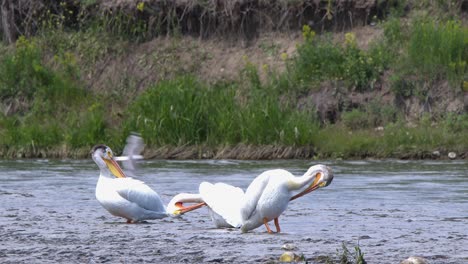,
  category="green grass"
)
[408,19,467,84]
[386,16,467,99]
[284,25,389,93]
[0,5,467,158]
[0,36,116,155]
[124,75,320,147]
[312,118,468,159]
